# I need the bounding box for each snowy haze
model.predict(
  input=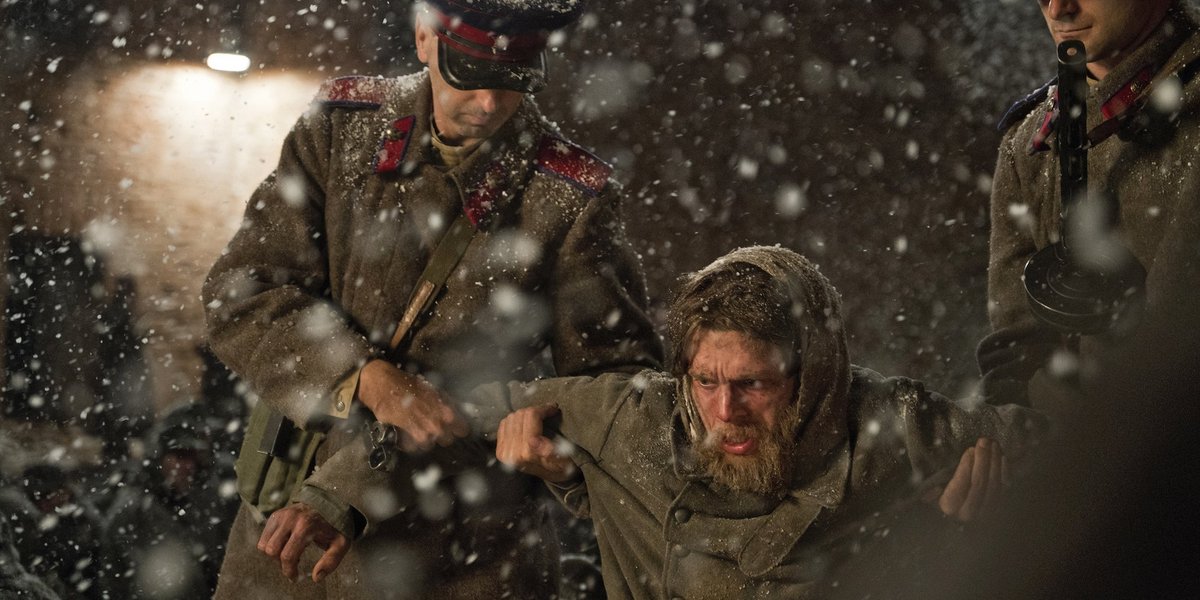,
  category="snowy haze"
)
[3,0,1195,598]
